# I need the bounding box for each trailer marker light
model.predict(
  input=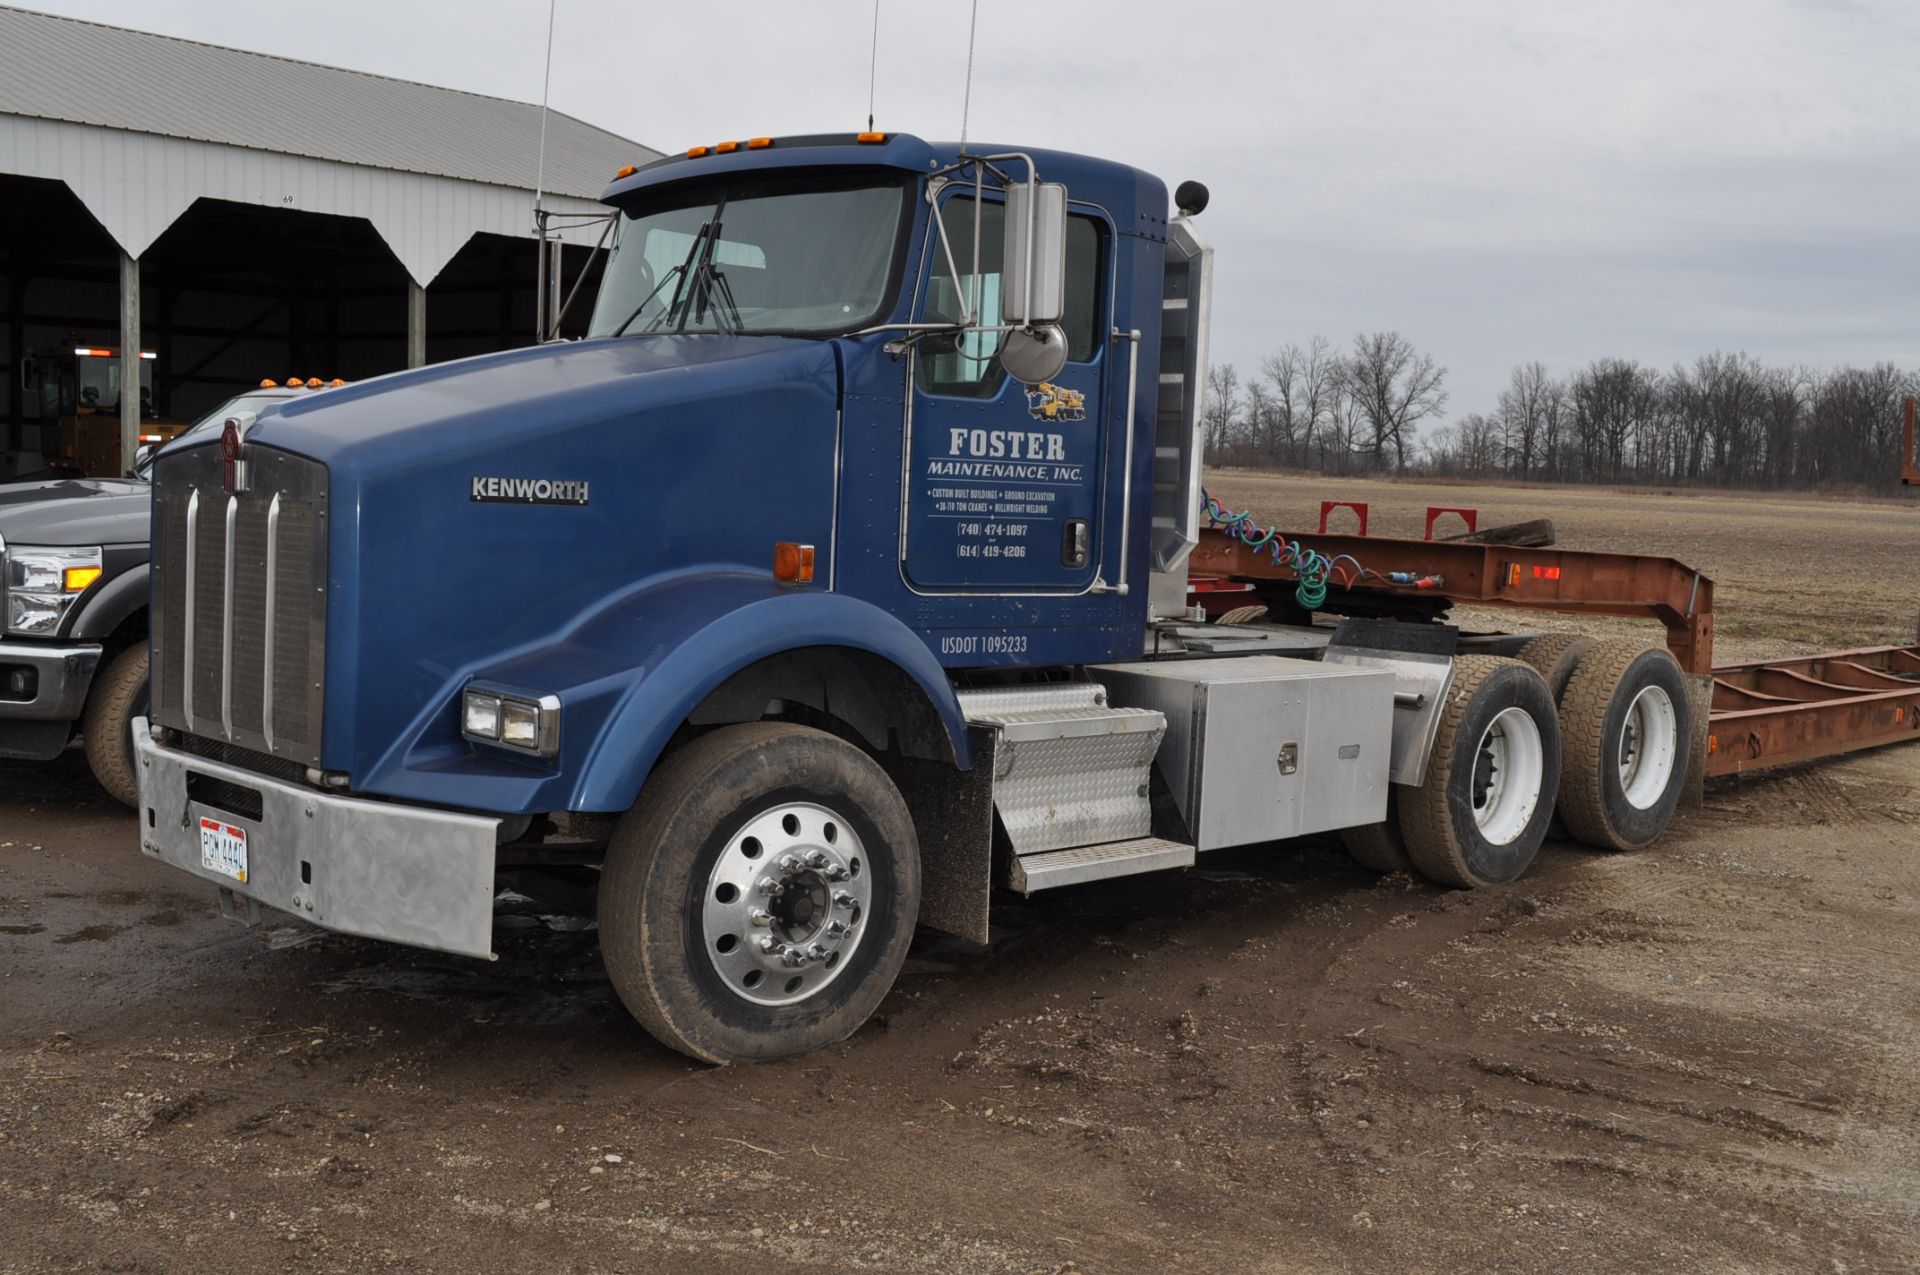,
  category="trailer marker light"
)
[687,145,710,158]
[1531,565,1561,581]
[63,565,103,592]
[1707,736,1719,754]
[773,541,815,583]
[715,140,740,154]
[614,164,637,178]
[1502,563,1522,588]
[856,131,887,143]
[747,137,773,149]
